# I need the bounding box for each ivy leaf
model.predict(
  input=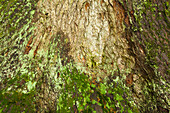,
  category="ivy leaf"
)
[78,106,83,112]
[27,81,36,91]
[115,94,123,101]
[100,83,106,94]
[106,103,110,109]
[92,99,97,104]
[128,108,133,113]
[30,10,35,15]
[91,84,96,88]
